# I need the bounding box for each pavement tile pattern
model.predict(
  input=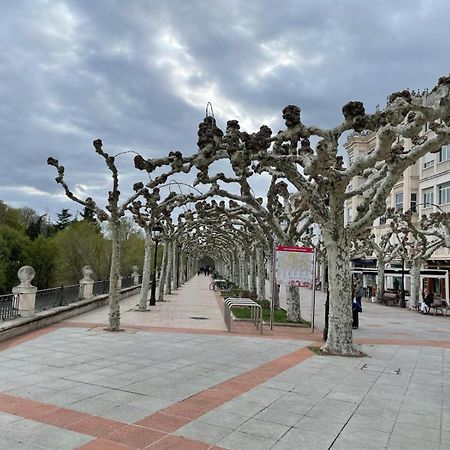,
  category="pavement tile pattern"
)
[0,275,449,449]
